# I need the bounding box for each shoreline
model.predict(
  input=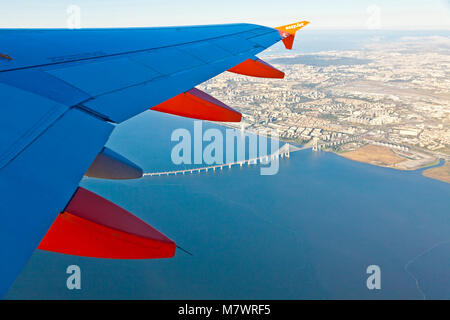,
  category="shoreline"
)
[333,145,448,184]
[212,122,449,184]
[421,160,450,184]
